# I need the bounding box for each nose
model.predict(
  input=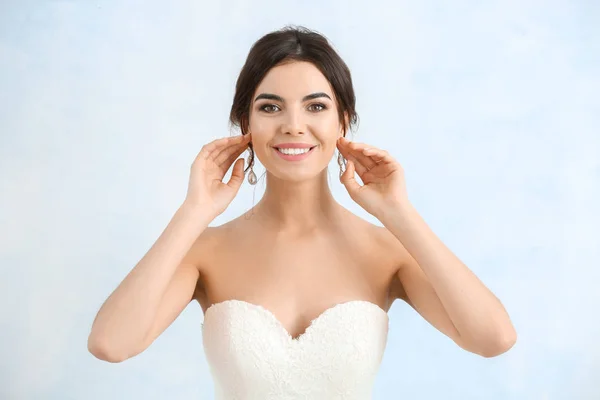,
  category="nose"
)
[280,109,306,136]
